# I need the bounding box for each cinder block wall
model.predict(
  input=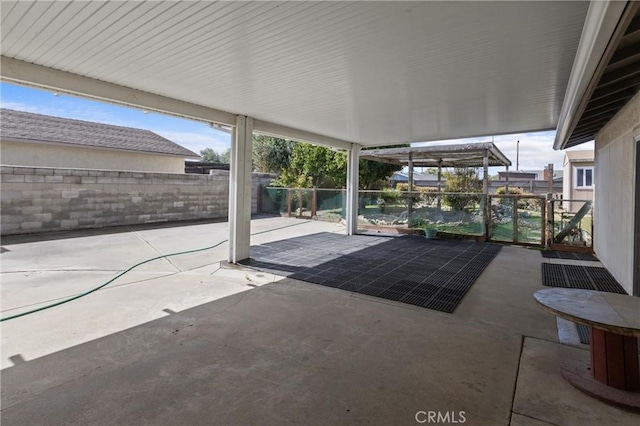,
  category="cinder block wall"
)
[1,166,274,235]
